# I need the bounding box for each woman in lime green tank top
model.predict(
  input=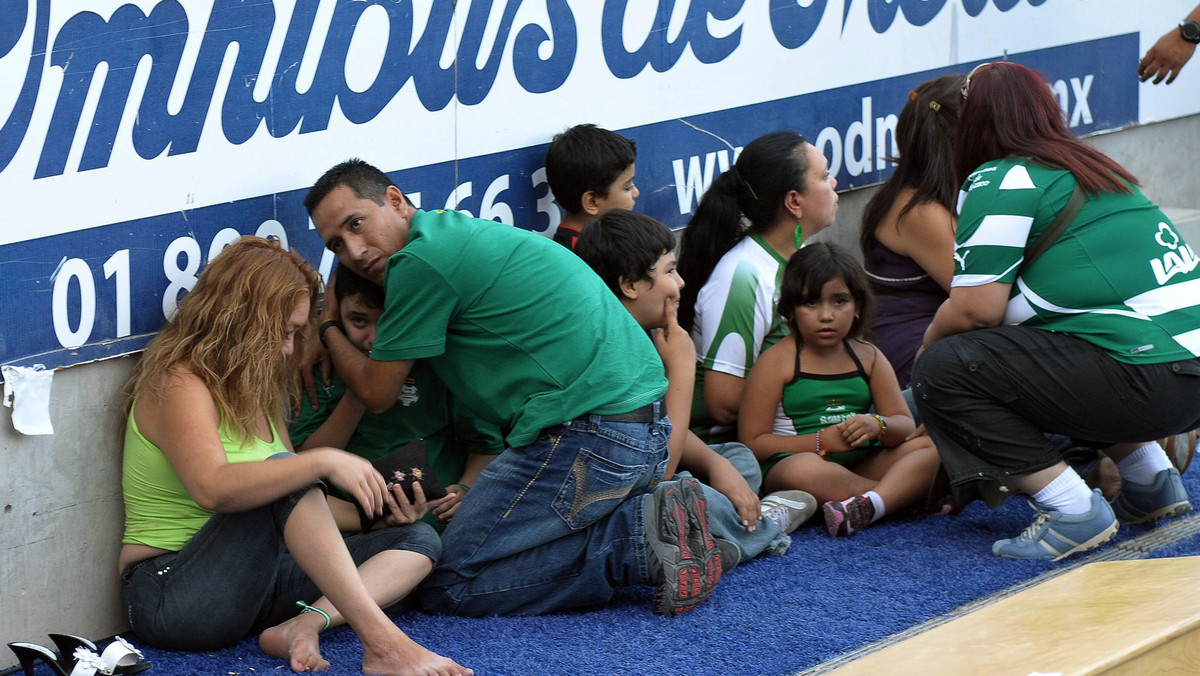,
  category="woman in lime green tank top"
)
[118,237,472,675]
